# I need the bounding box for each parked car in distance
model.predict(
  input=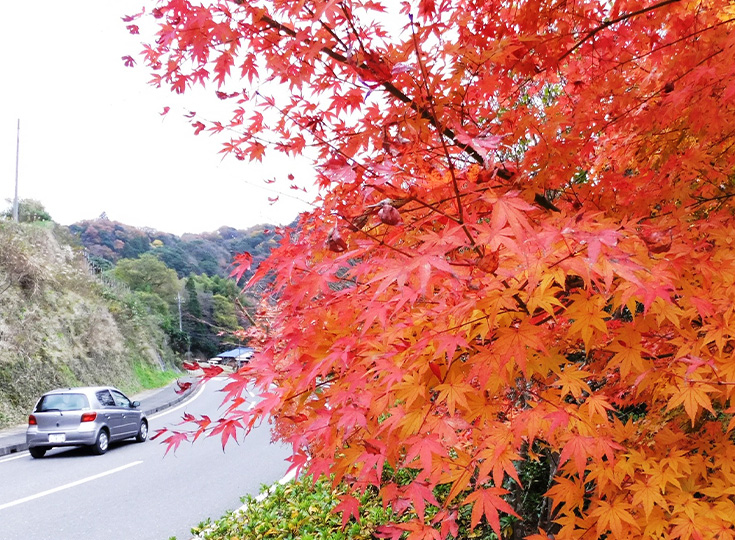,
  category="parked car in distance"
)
[197,360,217,368]
[26,386,148,458]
